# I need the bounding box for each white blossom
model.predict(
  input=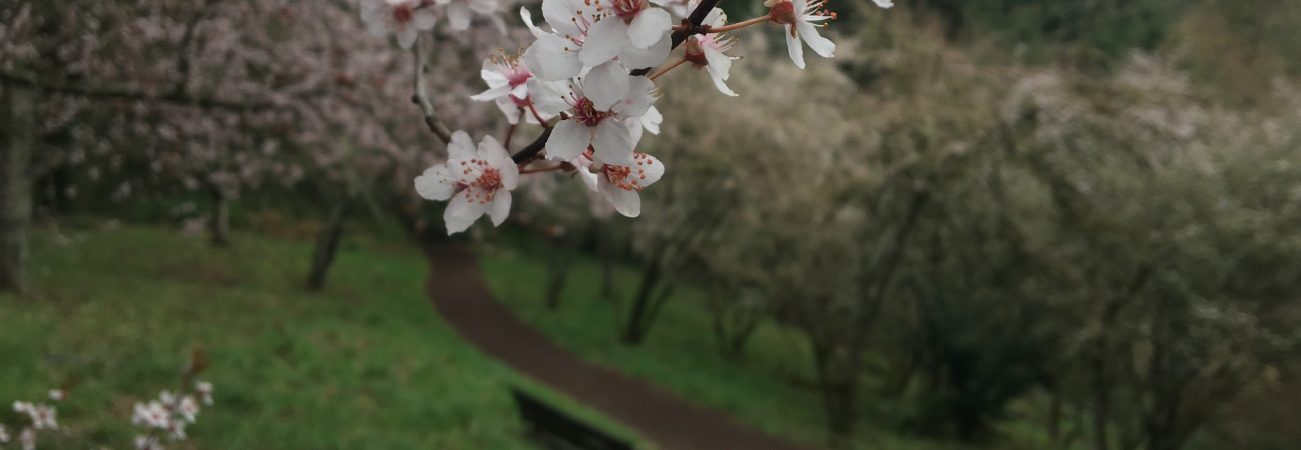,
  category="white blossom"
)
[531,62,657,166]
[684,7,739,96]
[574,149,665,217]
[19,428,34,450]
[522,2,670,81]
[439,0,499,31]
[359,0,437,49]
[135,435,165,450]
[46,390,64,402]
[0,424,9,444]
[194,381,214,406]
[470,52,558,124]
[765,0,836,69]
[414,131,520,234]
